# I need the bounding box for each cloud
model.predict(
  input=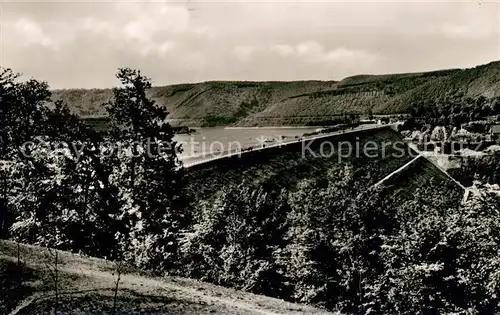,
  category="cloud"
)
[4,2,199,56]
[120,2,190,42]
[8,19,54,48]
[296,41,323,57]
[322,48,378,65]
[233,46,257,61]
[137,41,176,57]
[2,0,498,88]
[81,17,113,35]
[270,45,295,57]
[267,42,378,66]
[439,22,497,39]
